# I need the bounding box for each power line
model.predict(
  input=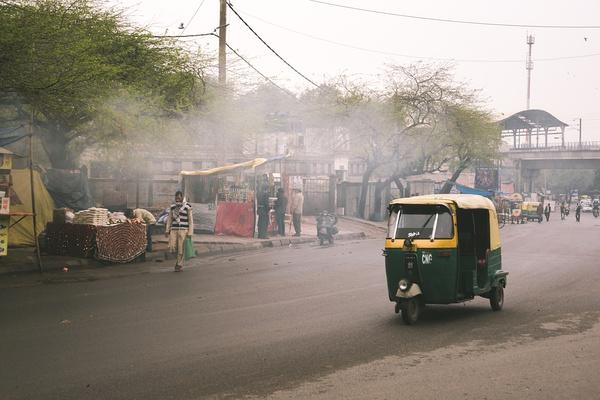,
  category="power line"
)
[179,0,207,36]
[153,32,215,38]
[0,125,24,136]
[307,0,600,29]
[237,7,600,64]
[226,1,319,88]
[157,31,294,96]
[224,42,295,96]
